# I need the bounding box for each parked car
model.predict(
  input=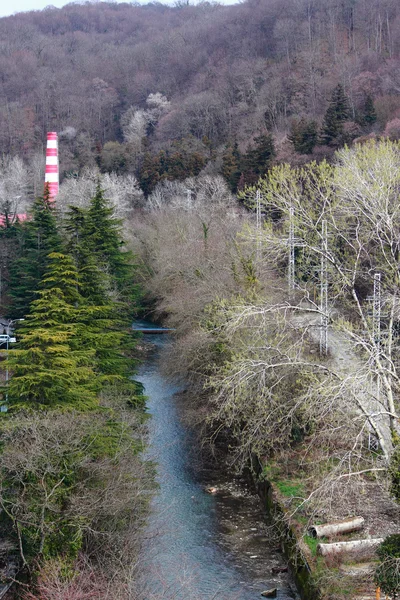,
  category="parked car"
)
[0,335,16,346]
